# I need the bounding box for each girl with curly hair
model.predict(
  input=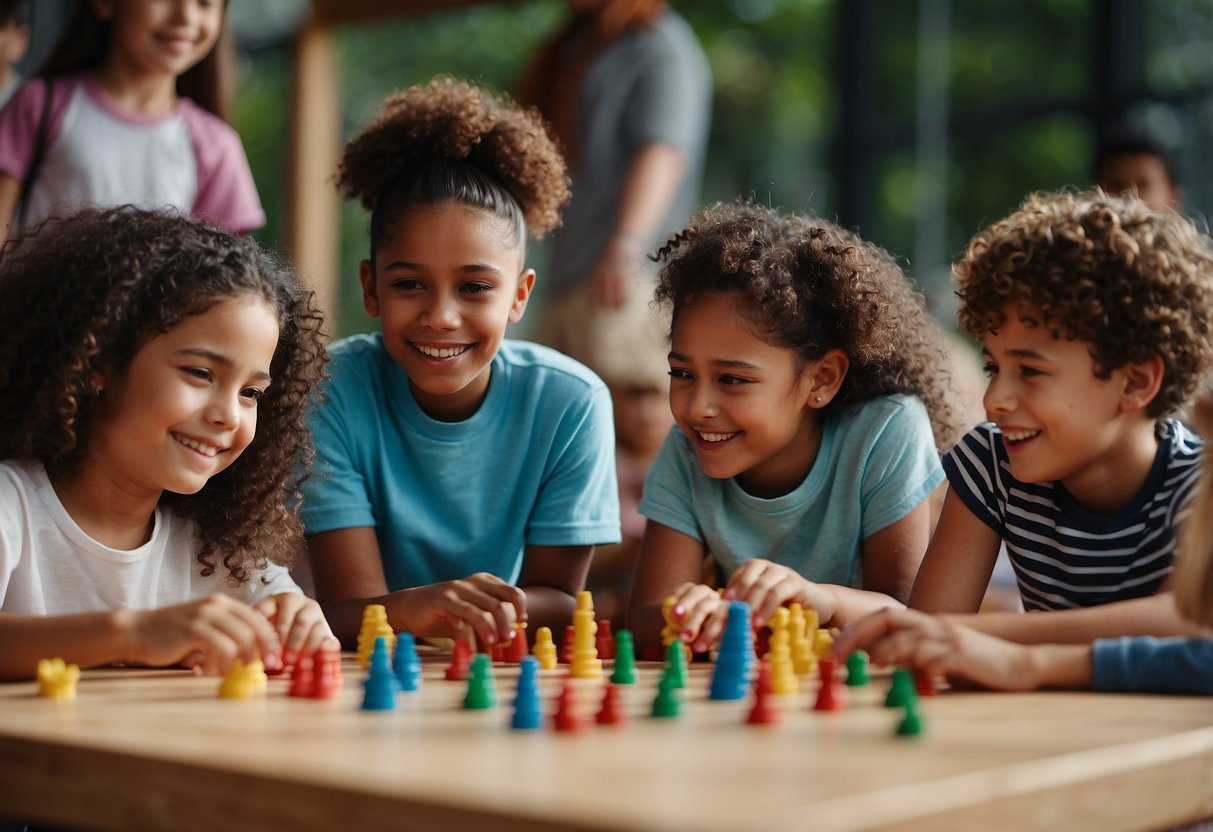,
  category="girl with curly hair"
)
[0,206,336,681]
[905,188,1213,646]
[301,78,619,648]
[627,201,962,652]
[835,395,1213,694]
